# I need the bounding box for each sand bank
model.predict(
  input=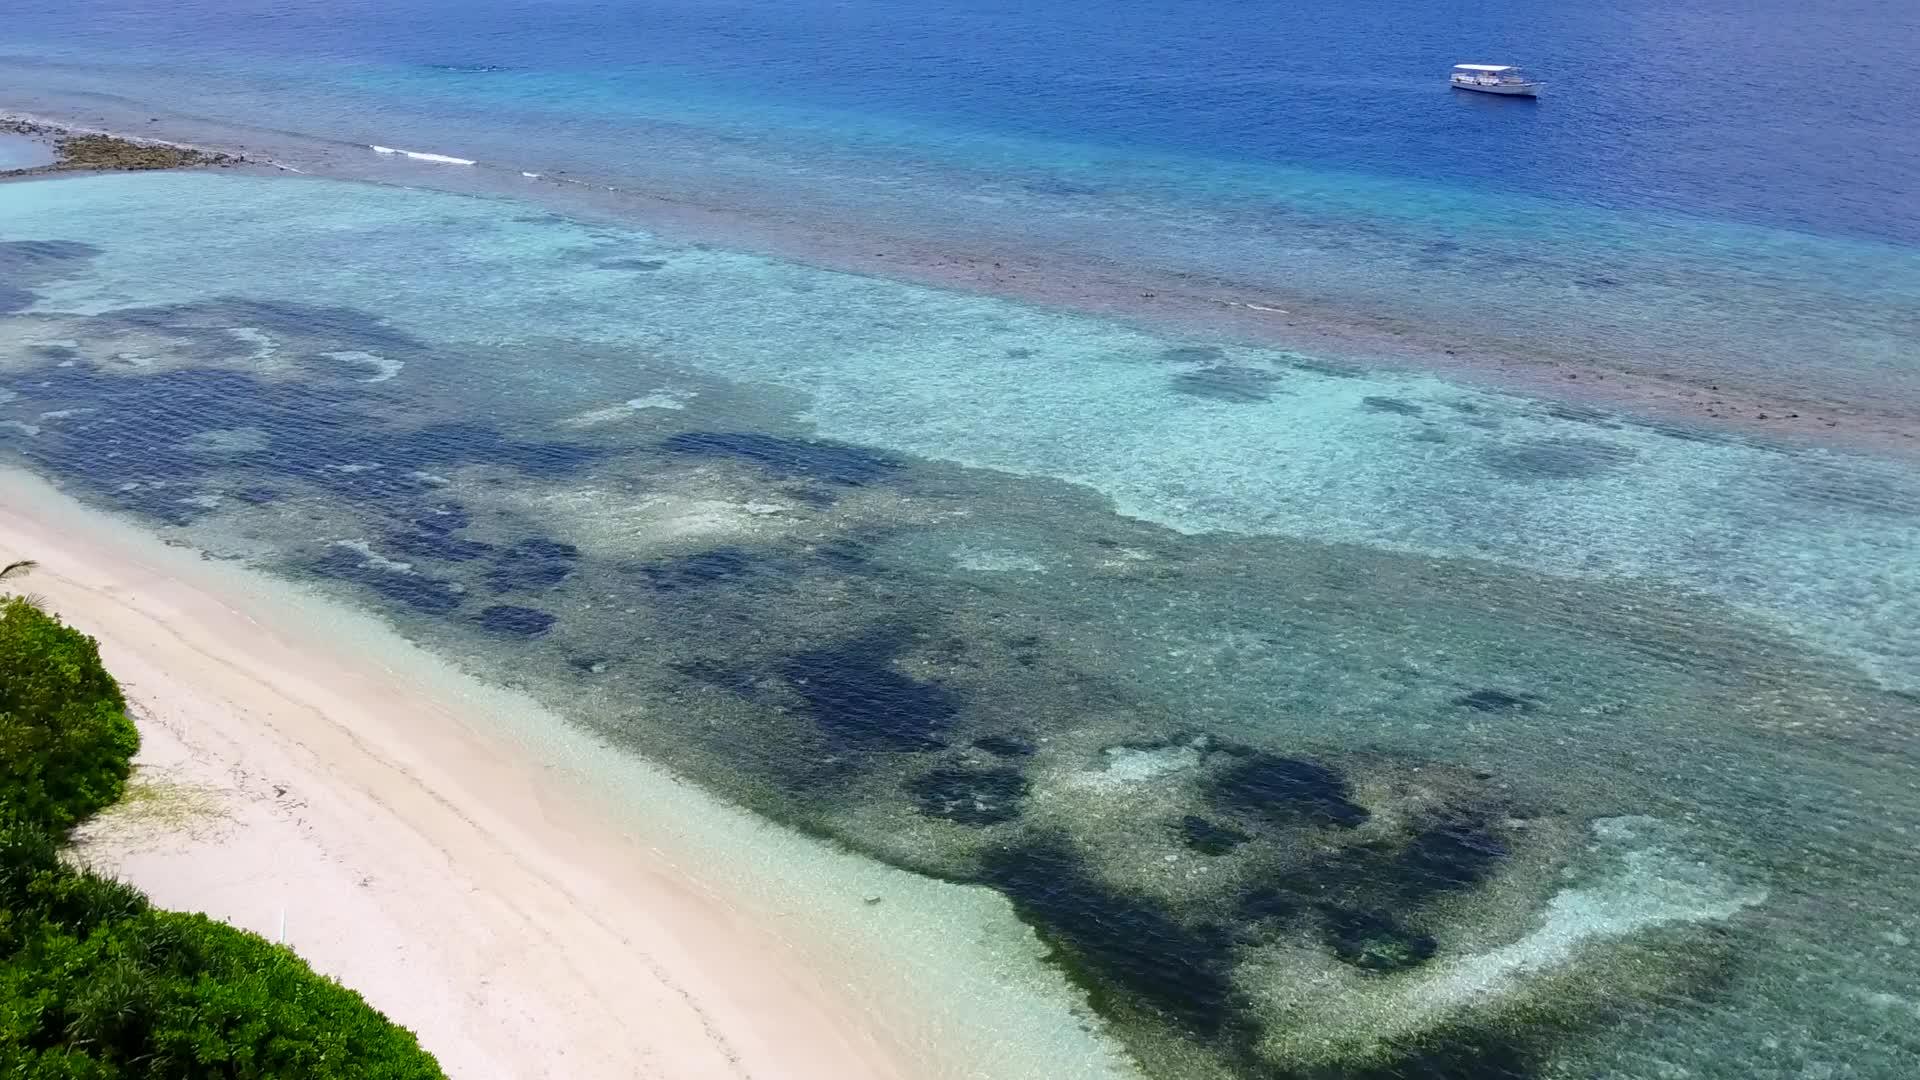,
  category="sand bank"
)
[0,467,1130,1080]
